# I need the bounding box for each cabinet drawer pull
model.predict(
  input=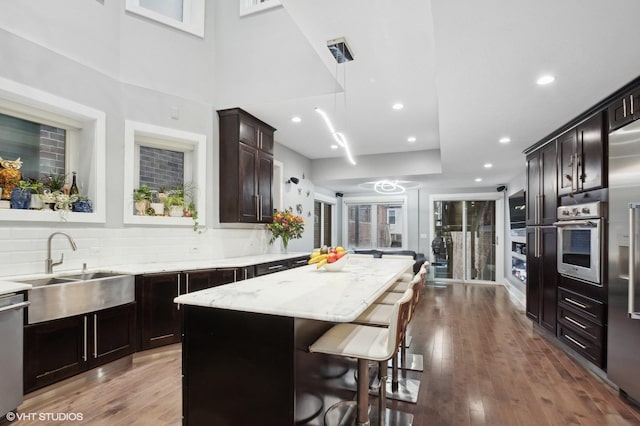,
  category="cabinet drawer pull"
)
[268,264,285,270]
[177,274,181,311]
[564,334,587,350]
[93,314,98,358]
[631,94,635,115]
[564,316,587,330]
[564,297,587,309]
[83,316,88,362]
[624,97,627,117]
